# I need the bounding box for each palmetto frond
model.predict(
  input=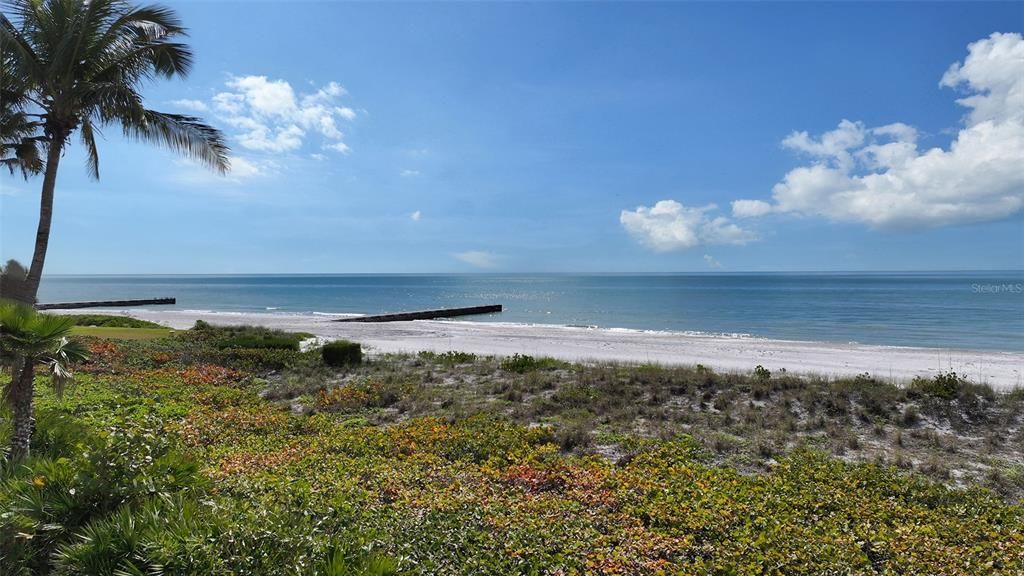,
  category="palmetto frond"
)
[43,336,88,397]
[0,299,87,396]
